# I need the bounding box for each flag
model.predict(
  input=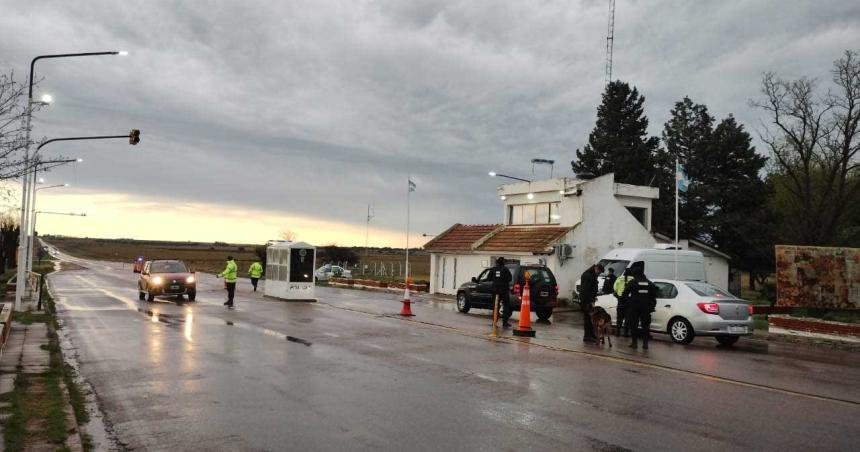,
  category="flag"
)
[408,178,416,192]
[676,163,689,193]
